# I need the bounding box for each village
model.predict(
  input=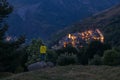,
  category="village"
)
[52,29,104,49]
